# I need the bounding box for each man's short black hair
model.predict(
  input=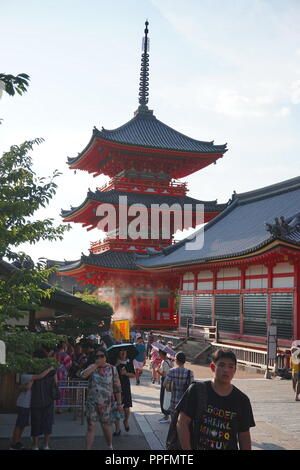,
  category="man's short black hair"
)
[211,349,237,366]
[175,352,186,364]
